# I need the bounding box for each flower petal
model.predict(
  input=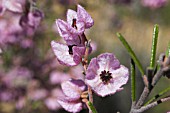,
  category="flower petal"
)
[51,41,77,66]
[72,46,85,64]
[86,58,99,80]
[58,98,82,113]
[56,19,81,45]
[67,9,77,25]
[109,65,129,79]
[61,79,86,99]
[77,5,94,29]
[97,53,120,73]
